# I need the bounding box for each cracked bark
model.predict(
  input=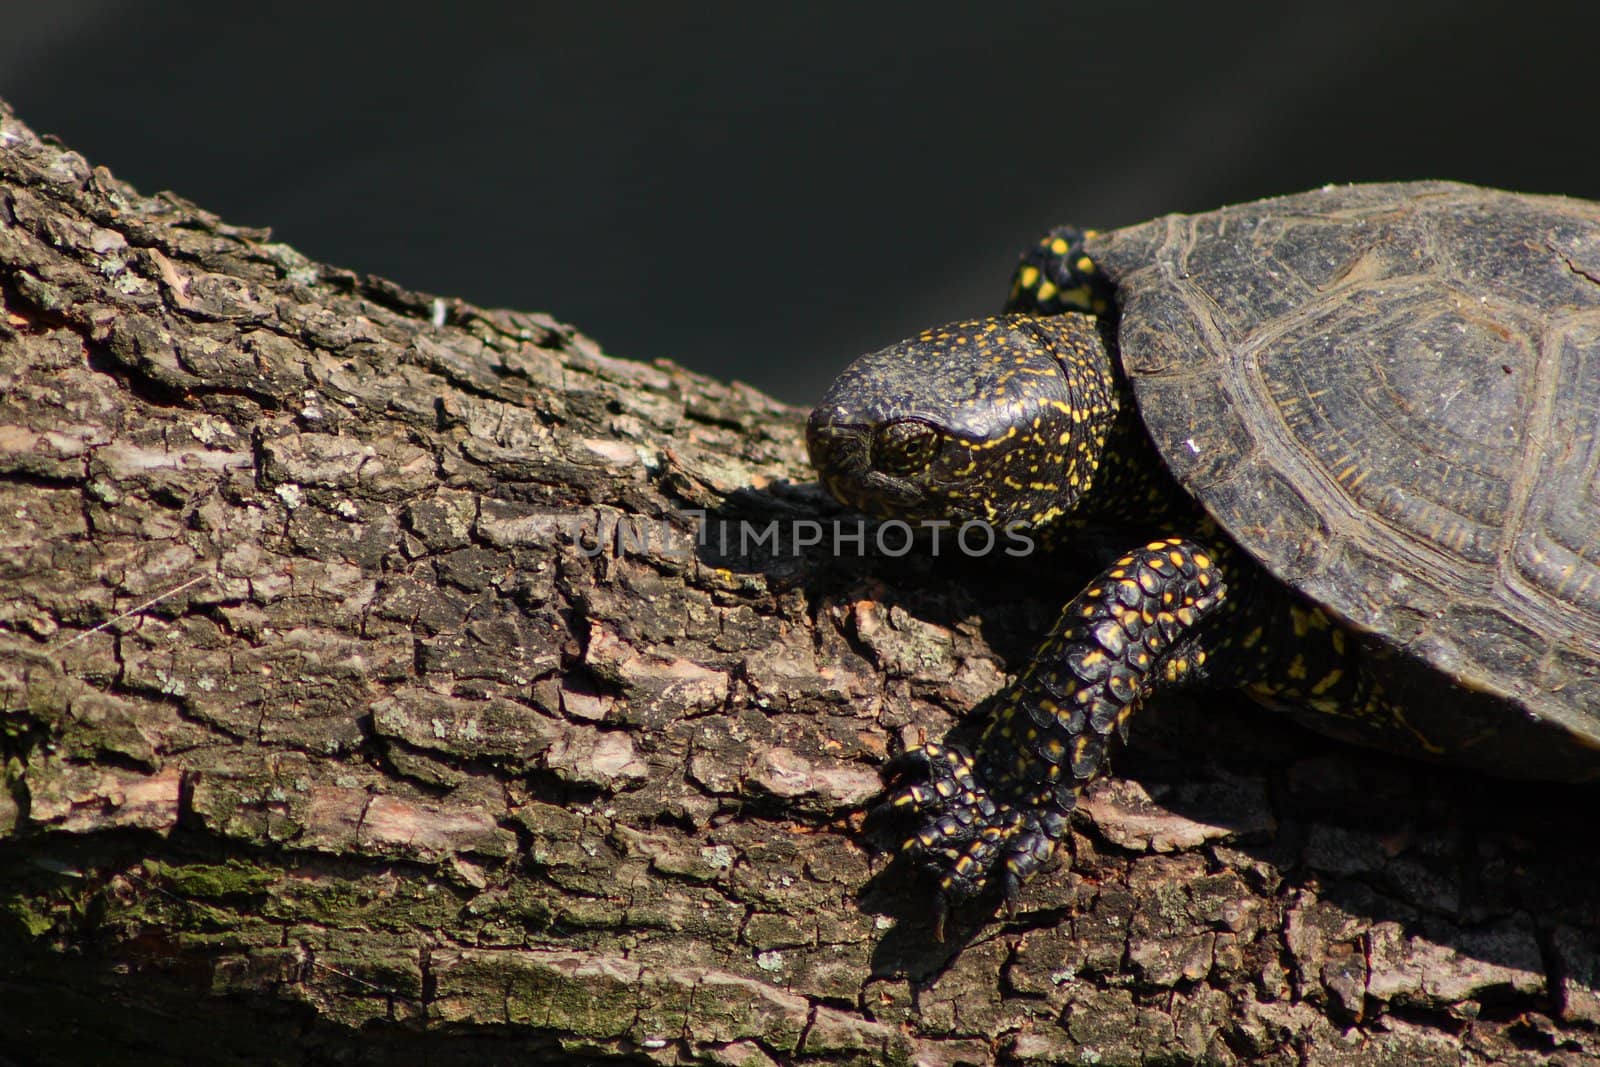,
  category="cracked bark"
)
[2,99,1600,1067]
